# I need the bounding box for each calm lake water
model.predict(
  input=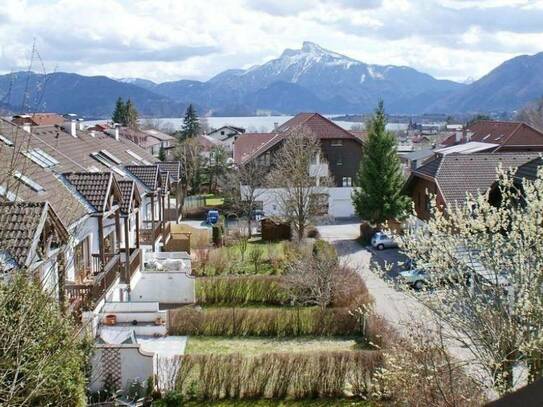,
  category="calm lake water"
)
[85,116,408,133]
[154,116,408,132]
